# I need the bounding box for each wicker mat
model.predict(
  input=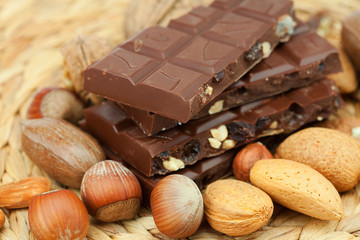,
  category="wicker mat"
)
[0,0,360,239]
